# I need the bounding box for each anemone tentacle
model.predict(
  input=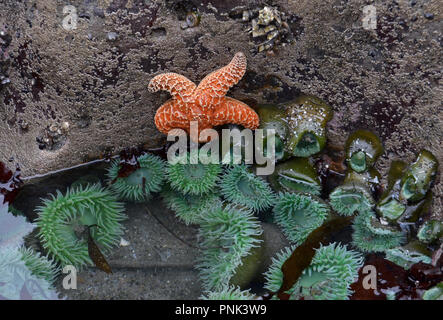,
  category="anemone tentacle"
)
[166,151,221,195]
[36,184,126,269]
[273,192,330,245]
[196,203,263,291]
[107,153,166,202]
[220,164,276,212]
